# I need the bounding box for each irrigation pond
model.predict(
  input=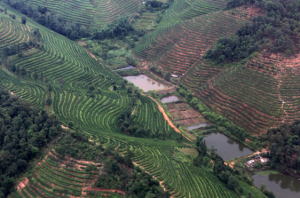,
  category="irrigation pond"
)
[113,65,135,71]
[252,173,300,198]
[187,123,208,130]
[161,95,180,103]
[204,132,253,161]
[124,75,167,92]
